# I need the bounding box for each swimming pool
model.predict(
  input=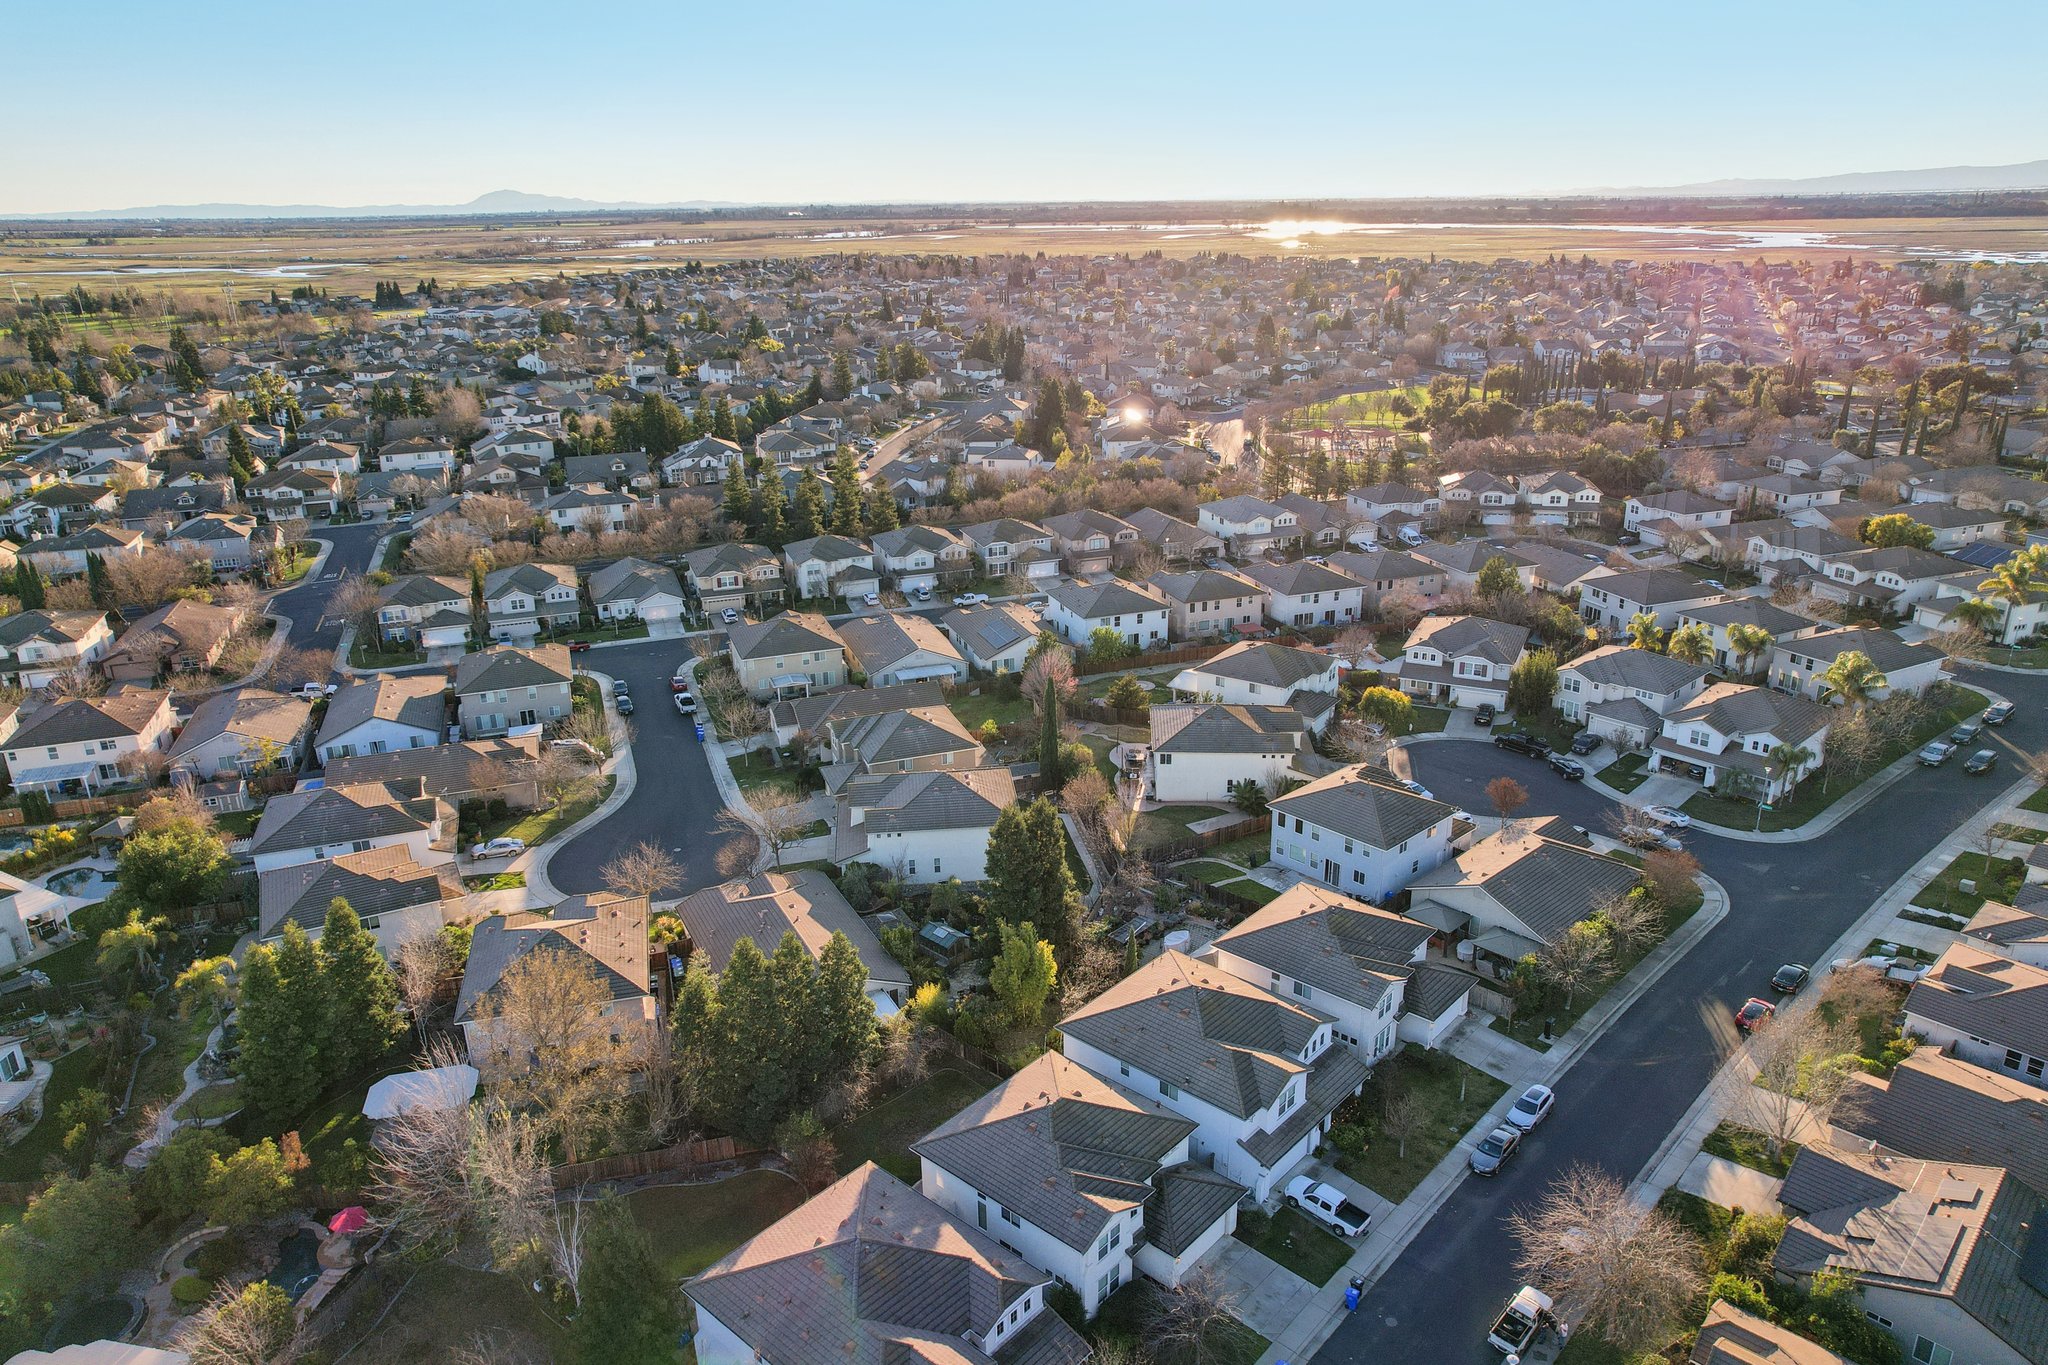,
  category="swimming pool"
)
[47,868,117,900]
[264,1230,322,1303]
